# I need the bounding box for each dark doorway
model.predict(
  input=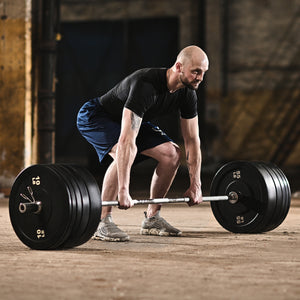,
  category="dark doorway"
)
[56,17,179,171]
